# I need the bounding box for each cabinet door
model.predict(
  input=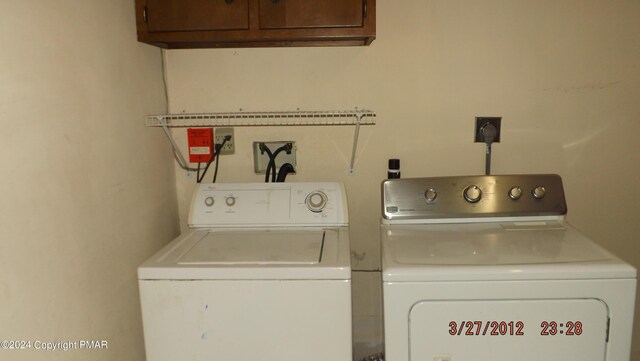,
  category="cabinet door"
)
[145,0,249,32]
[259,0,365,29]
